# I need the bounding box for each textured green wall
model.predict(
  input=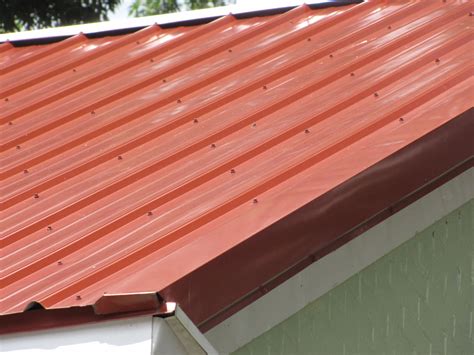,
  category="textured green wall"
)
[233,200,474,355]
